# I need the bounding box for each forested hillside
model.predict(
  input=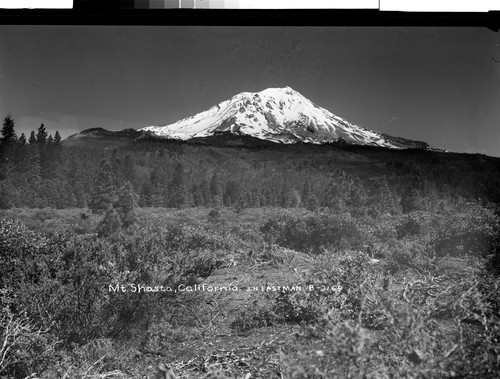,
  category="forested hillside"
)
[1,116,500,214]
